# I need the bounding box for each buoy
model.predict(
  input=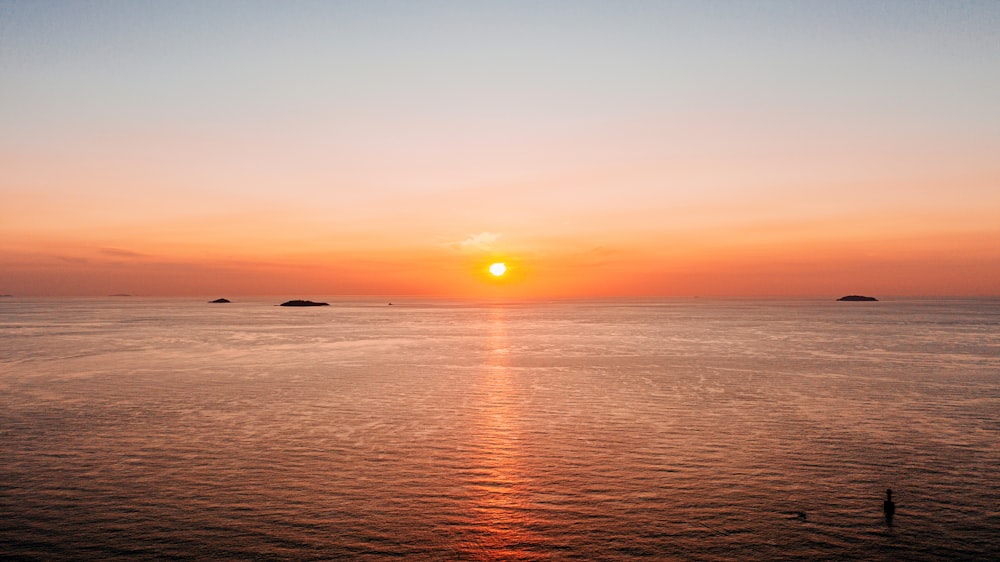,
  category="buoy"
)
[883,488,895,524]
